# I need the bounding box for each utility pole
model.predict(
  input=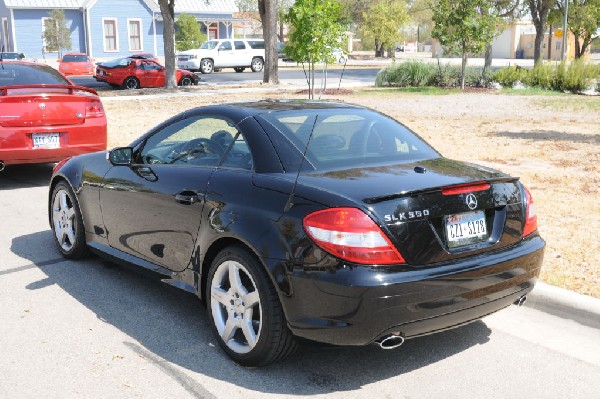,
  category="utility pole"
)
[561,0,569,61]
